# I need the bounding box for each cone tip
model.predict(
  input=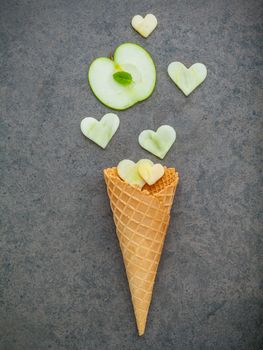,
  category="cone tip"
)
[138,326,145,336]
[136,316,147,336]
